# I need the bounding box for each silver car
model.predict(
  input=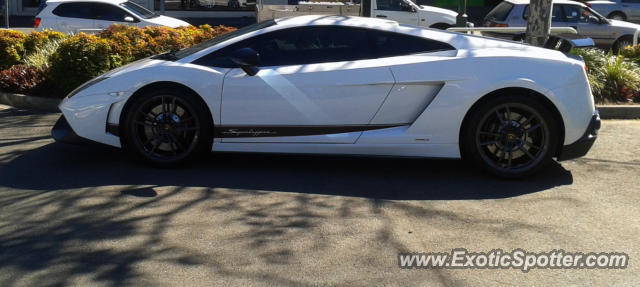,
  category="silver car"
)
[588,0,640,22]
[484,0,640,50]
